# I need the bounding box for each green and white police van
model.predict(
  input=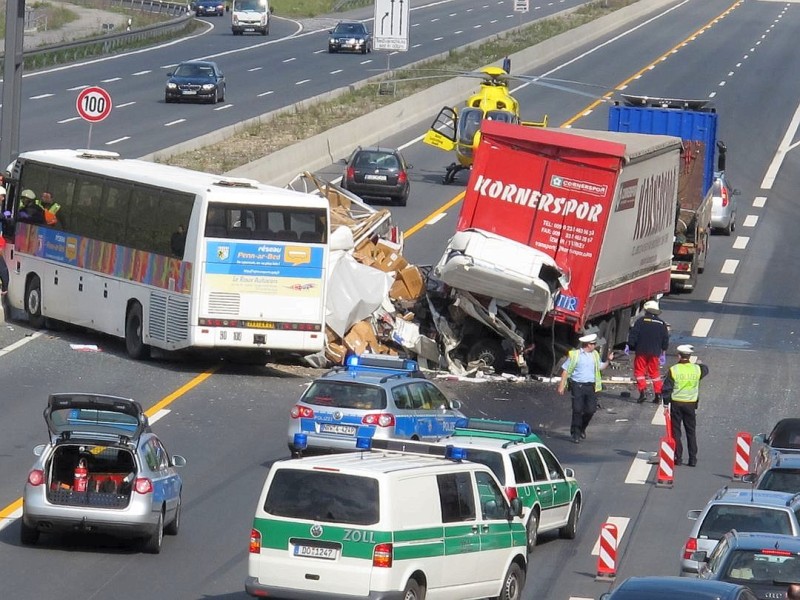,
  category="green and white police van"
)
[246,436,527,600]
[446,419,582,553]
